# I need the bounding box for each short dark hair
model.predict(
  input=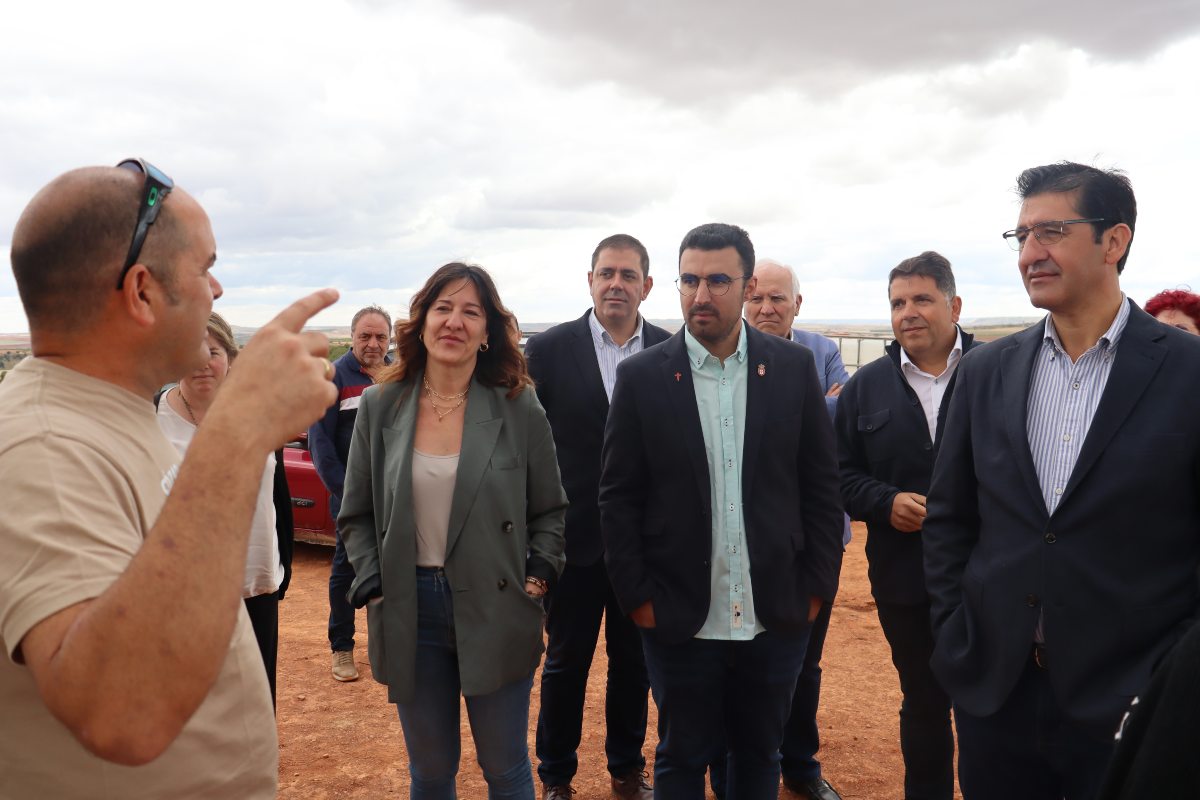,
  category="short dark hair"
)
[678,223,754,278]
[351,304,392,334]
[591,234,649,277]
[1015,161,1137,273]
[378,263,532,398]
[1145,289,1200,332]
[888,251,956,301]
[11,166,188,331]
